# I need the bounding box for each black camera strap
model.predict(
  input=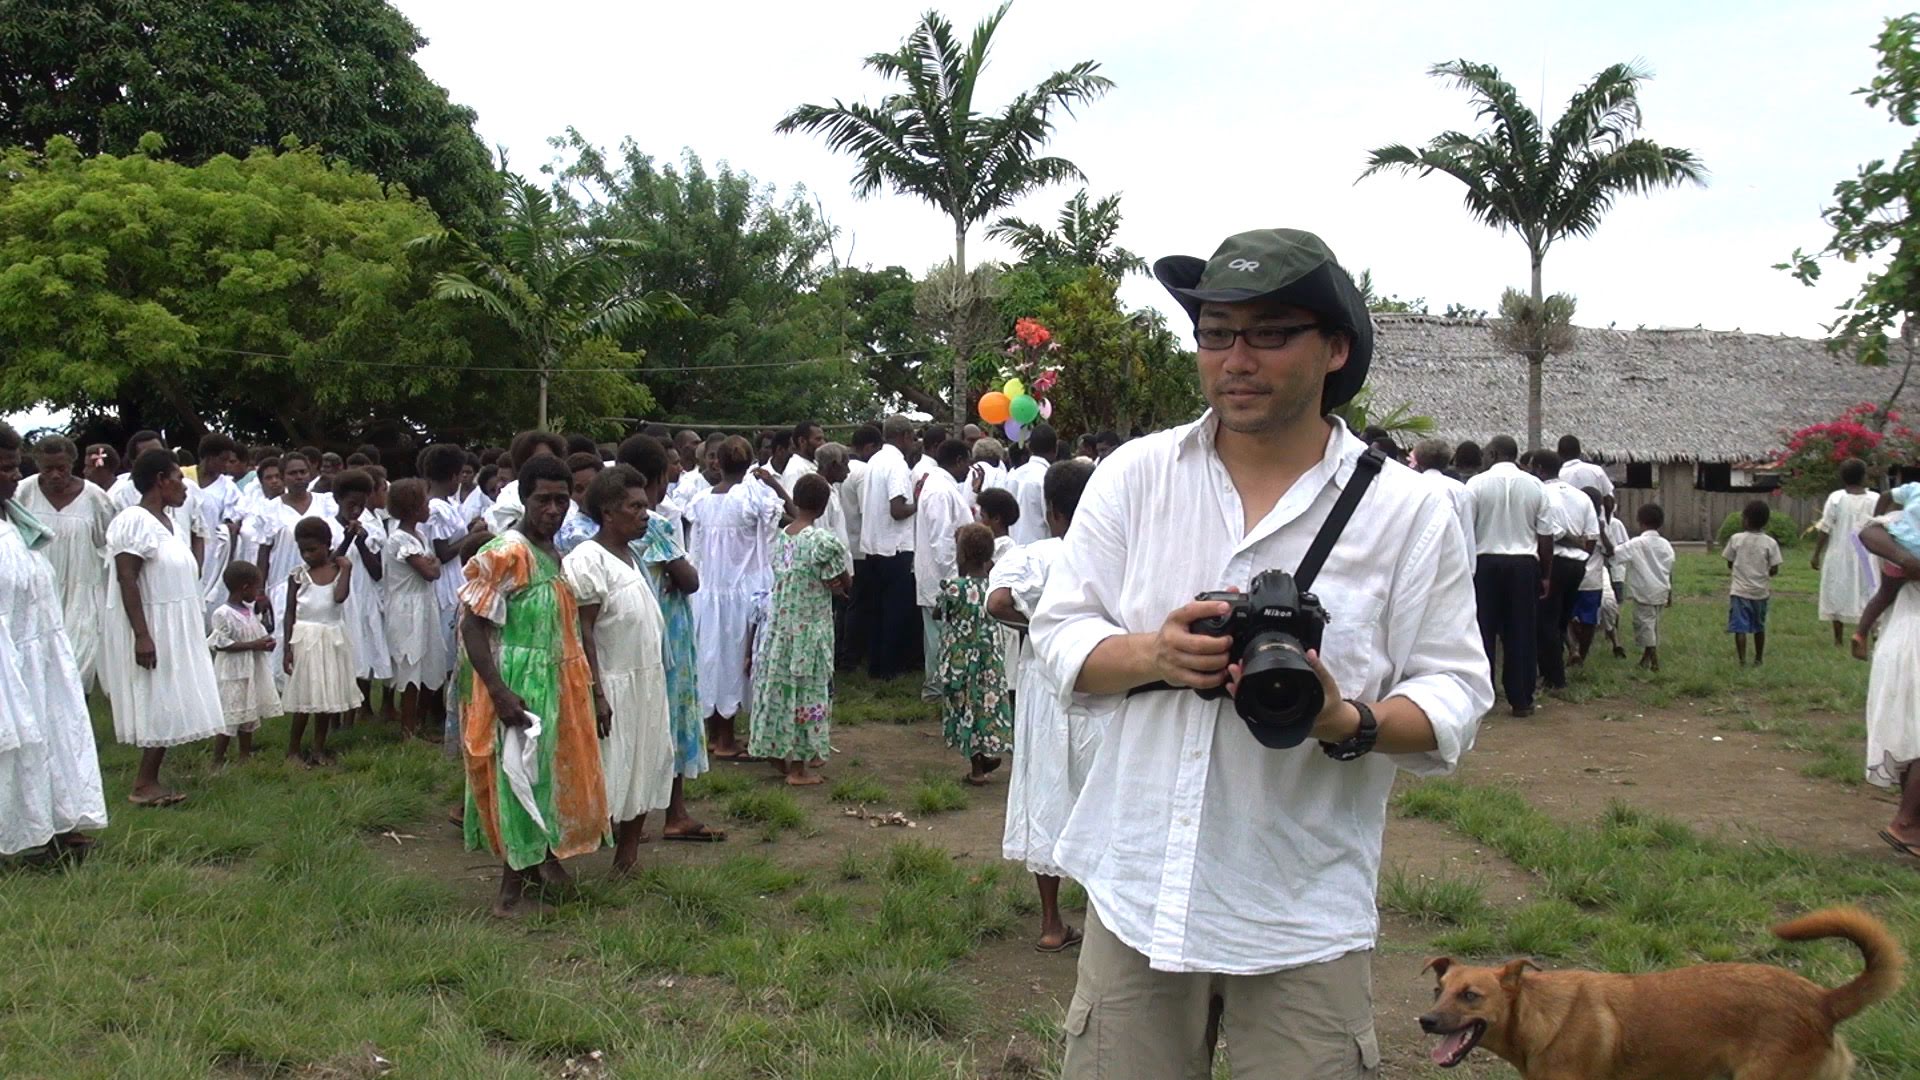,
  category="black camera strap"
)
[1125,447,1387,701]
